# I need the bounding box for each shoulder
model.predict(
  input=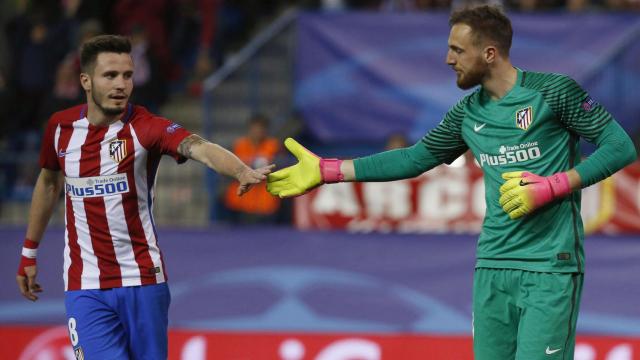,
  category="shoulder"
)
[521,71,579,92]
[447,89,479,117]
[128,104,177,130]
[49,104,86,126]
[128,104,156,123]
